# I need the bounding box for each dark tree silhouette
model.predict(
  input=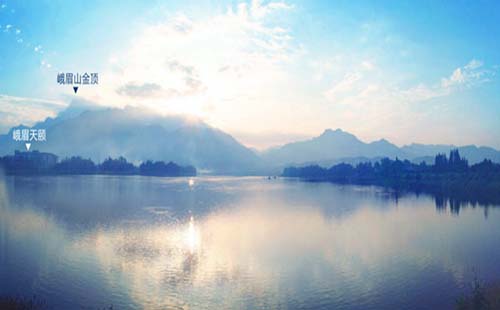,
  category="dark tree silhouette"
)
[283,149,500,204]
[0,152,196,177]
